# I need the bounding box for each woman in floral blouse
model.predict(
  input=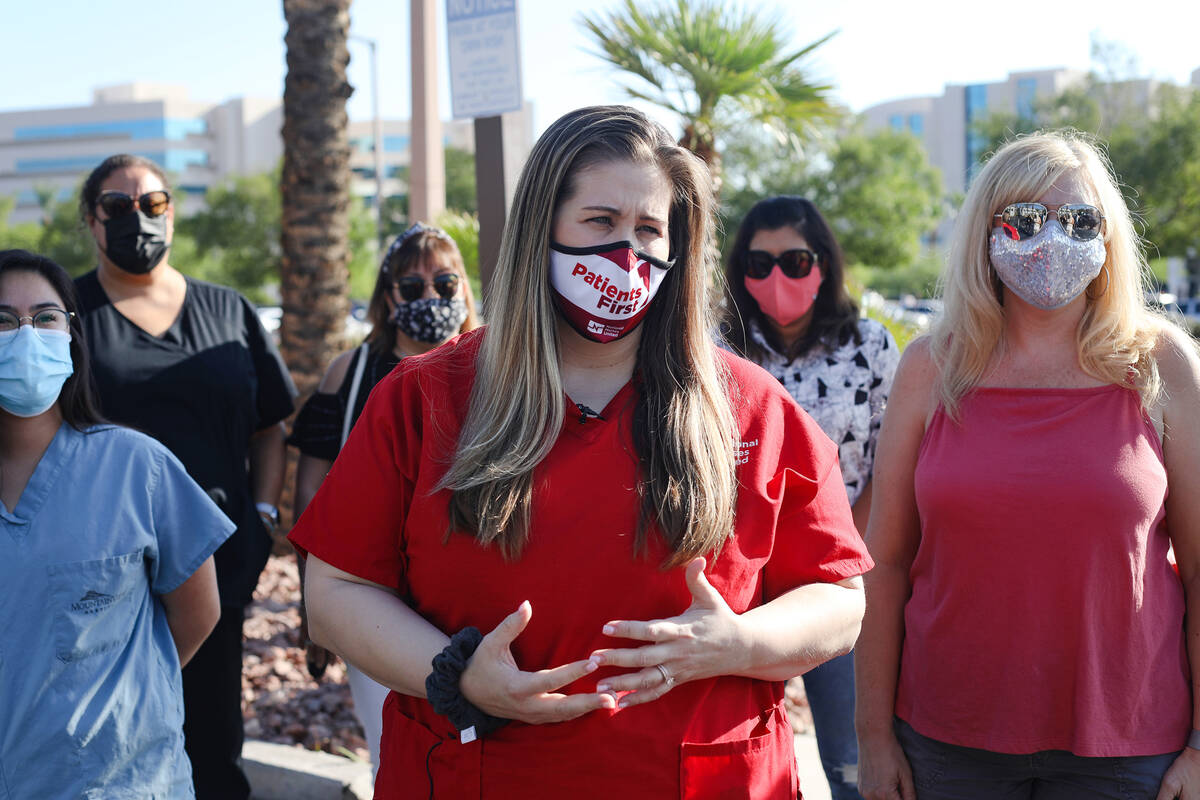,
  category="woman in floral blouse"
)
[721,195,898,800]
